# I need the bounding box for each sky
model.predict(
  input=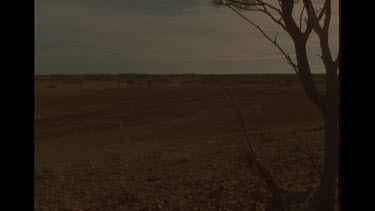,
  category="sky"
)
[35,0,339,74]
